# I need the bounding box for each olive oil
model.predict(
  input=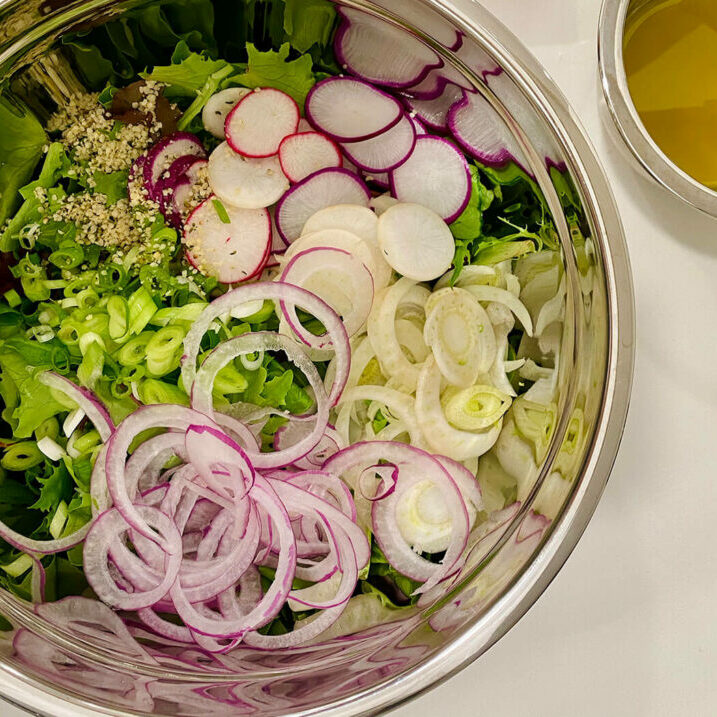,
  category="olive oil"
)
[623,0,717,190]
